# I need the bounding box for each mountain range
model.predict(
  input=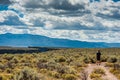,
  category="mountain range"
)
[0,33,120,48]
